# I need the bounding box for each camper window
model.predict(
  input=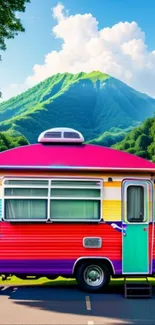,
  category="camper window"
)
[5,199,47,220]
[3,178,102,221]
[50,180,101,221]
[127,185,145,222]
[3,179,49,221]
[50,199,100,220]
